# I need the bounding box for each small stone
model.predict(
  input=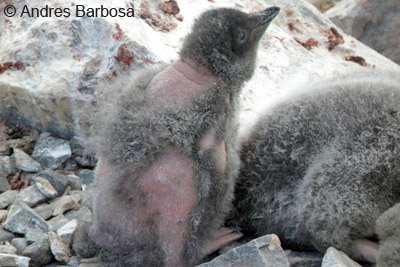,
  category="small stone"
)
[0,253,30,267]
[63,158,78,171]
[57,219,78,246]
[0,156,16,176]
[0,176,11,193]
[69,190,93,209]
[22,237,52,266]
[17,185,48,207]
[198,234,290,267]
[0,227,15,243]
[74,155,97,168]
[47,214,69,231]
[13,148,41,172]
[4,201,52,234]
[25,228,48,244]
[33,170,68,195]
[0,243,18,254]
[0,190,17,209]
[67,174,82,190]
[49,231,71,263]
[11,238,28,253]
[285,250,324,267]
[321,247,362,267]
[76,169,95,191]
[0,210,8,223]
[32,136,72,169]
[34,203,55,220]
[35,176,58,198]
[51,194,81,216]
[64,206,92,223]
